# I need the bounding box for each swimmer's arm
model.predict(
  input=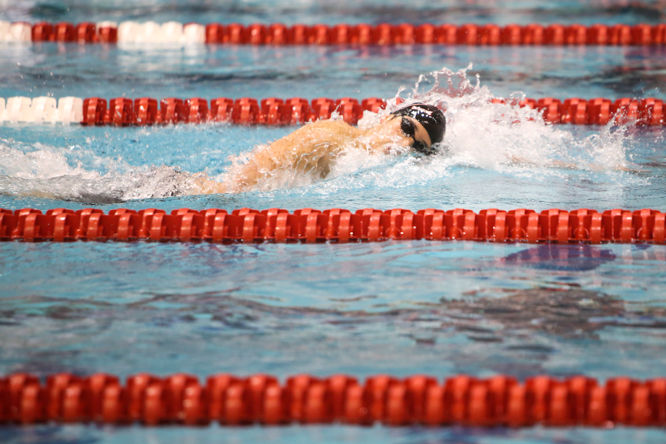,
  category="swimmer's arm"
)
[227,120,354,191]
[194,120,354,195]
